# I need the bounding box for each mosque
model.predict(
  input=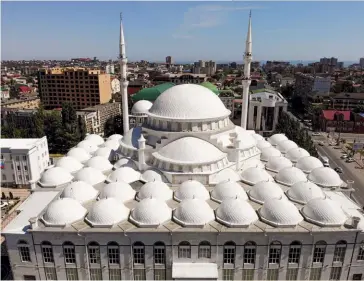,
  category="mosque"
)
[3,13,364,281]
